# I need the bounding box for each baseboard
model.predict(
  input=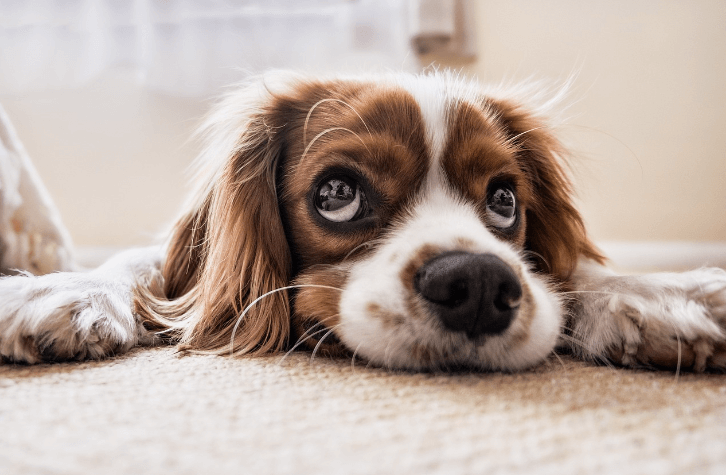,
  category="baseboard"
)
[75,242,726,272]
[599,241,726,272]
[75,246,127,268]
